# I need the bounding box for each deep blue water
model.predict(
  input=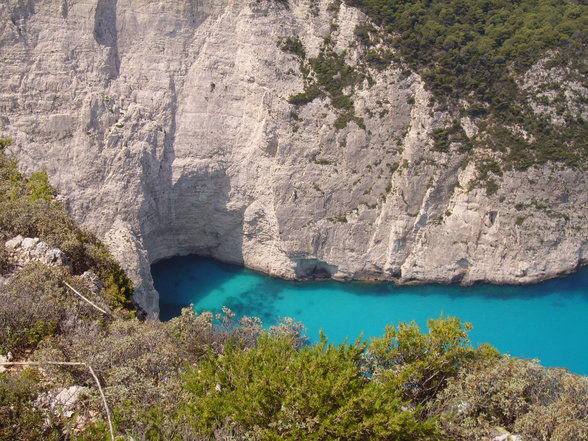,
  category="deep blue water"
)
[153,256,588,375]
